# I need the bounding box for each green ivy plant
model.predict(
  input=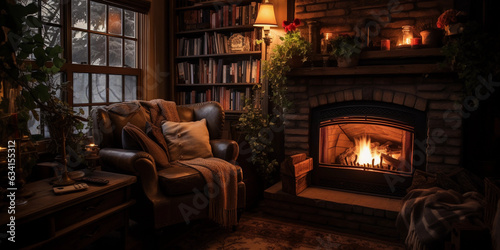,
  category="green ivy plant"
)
[0,1,86,153]
[329,34,362,59]
[238,29,311,185]
[441,22,500,96]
